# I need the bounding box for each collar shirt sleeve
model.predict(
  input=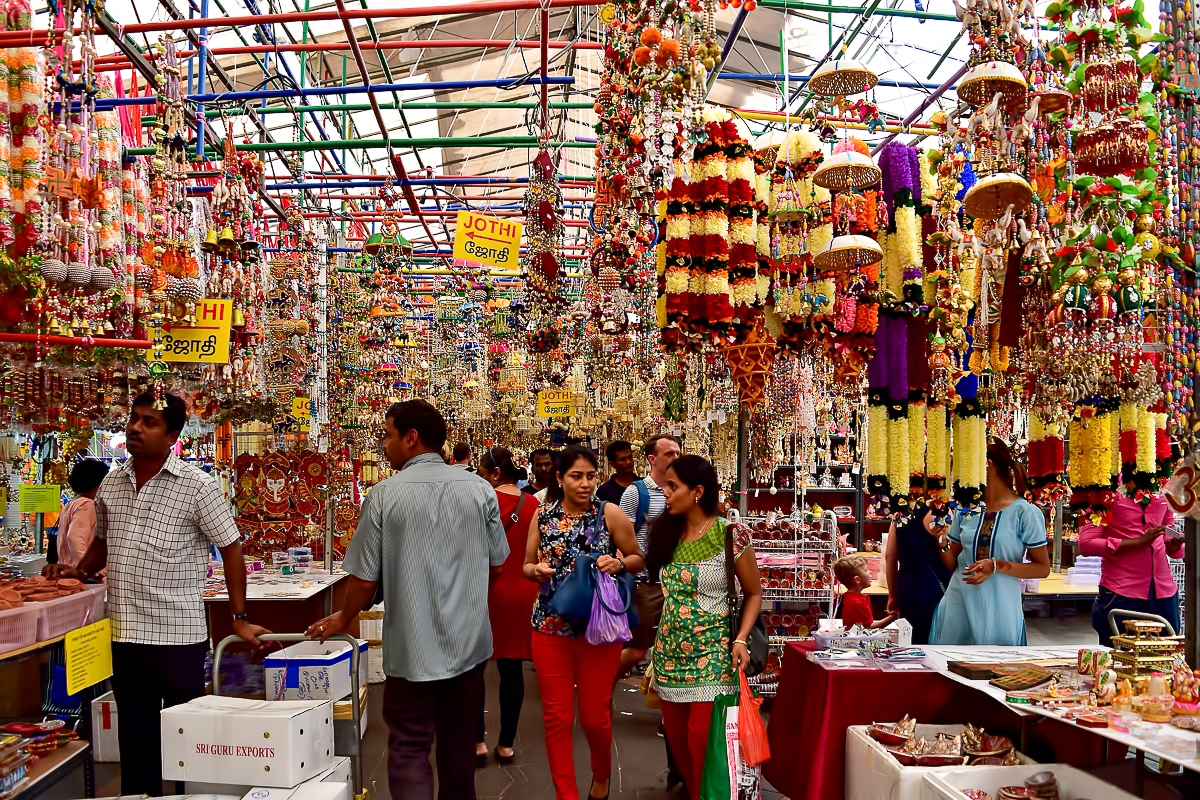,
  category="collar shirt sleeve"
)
[1077,515,1116,557]
[343,489,383,583]
[197,475,242,548]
